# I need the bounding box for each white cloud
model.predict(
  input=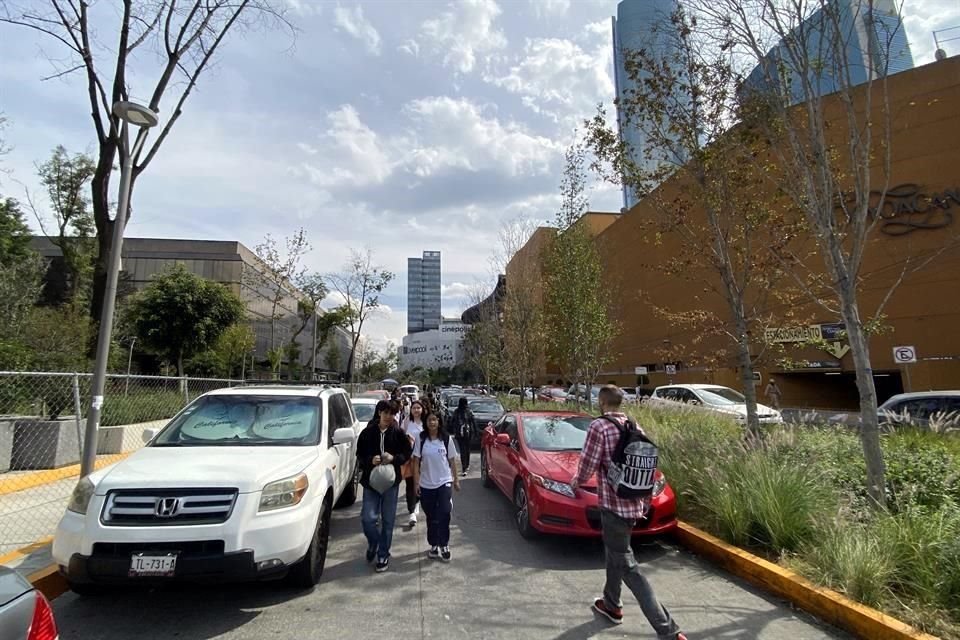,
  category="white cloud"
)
[302,104,395,187]
[529,0,571,18]
[333,4,382,55]
[420,0,507,74]
[440,281,474,300]
[399,39,420,57]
